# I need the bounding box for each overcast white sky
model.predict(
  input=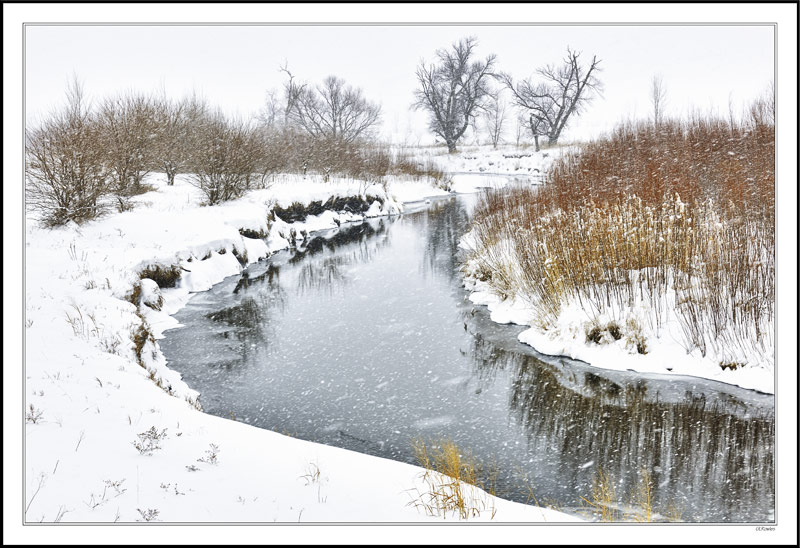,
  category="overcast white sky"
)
[25,23,774,143]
